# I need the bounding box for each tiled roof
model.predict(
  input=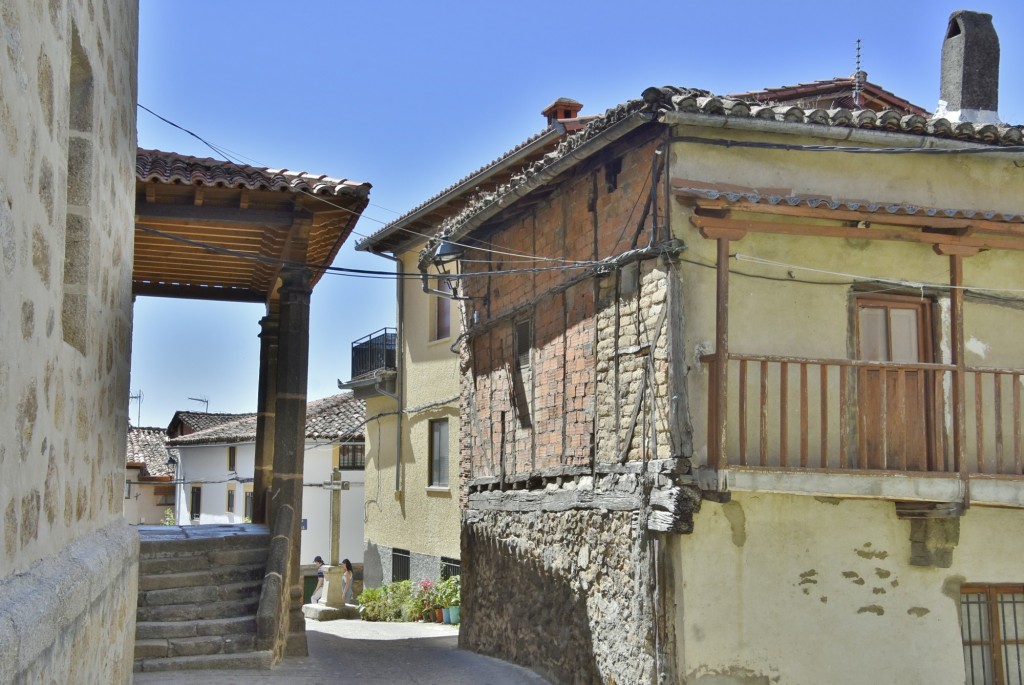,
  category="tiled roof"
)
[168,411,255,436]
[423,84,1024,254]
[168,393,365,446]
[358,127,561,252]
[137,149,370,198]
[729,75,929,116]
[126,427,177,479]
